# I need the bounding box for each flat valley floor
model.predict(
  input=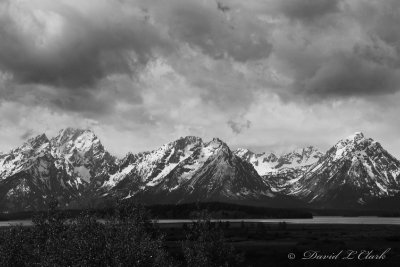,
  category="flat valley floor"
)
[160,223,400,267]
